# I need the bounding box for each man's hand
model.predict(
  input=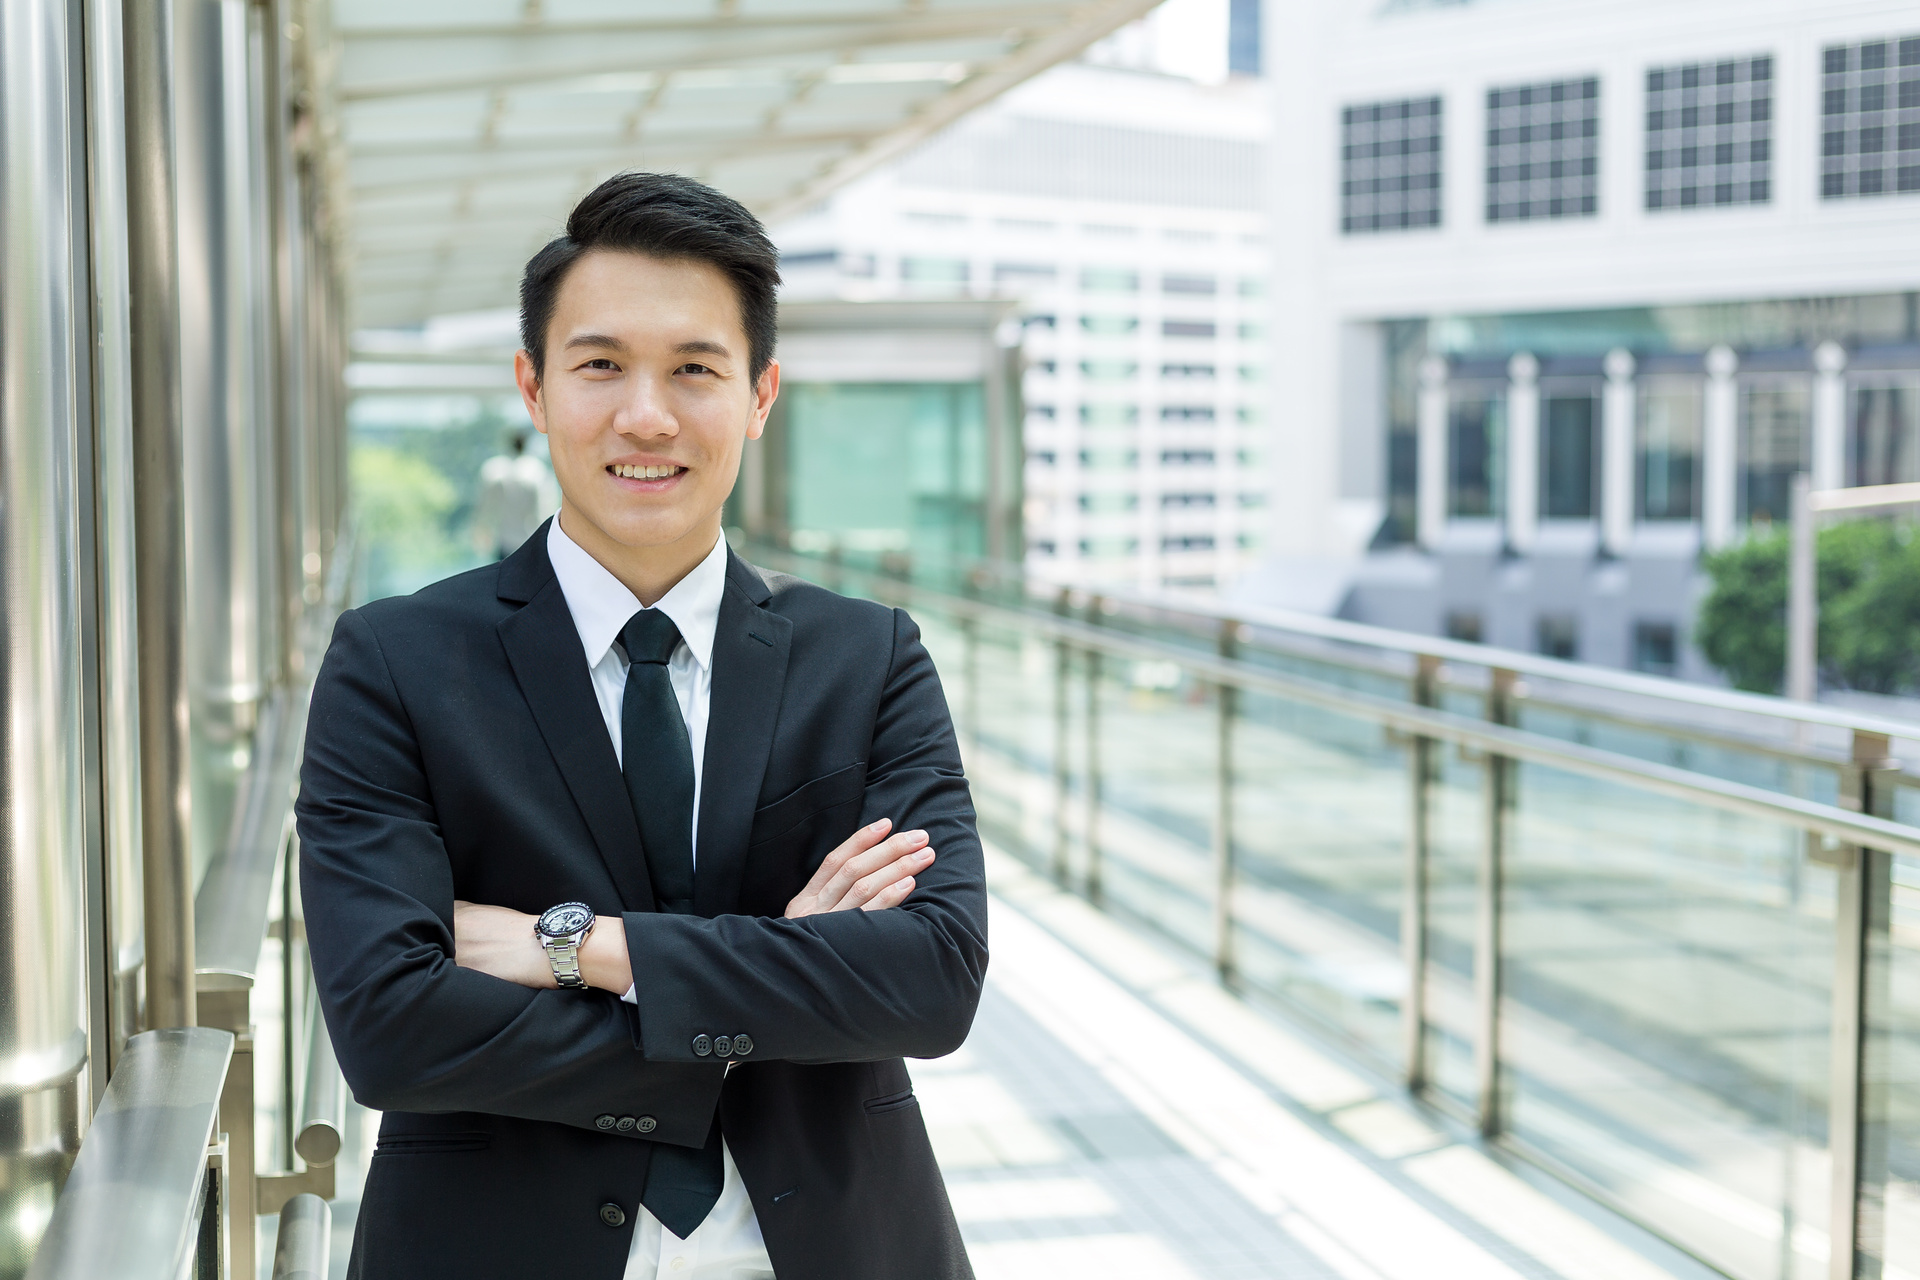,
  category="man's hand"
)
[453,901,556,988]
[785,818,933,919]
